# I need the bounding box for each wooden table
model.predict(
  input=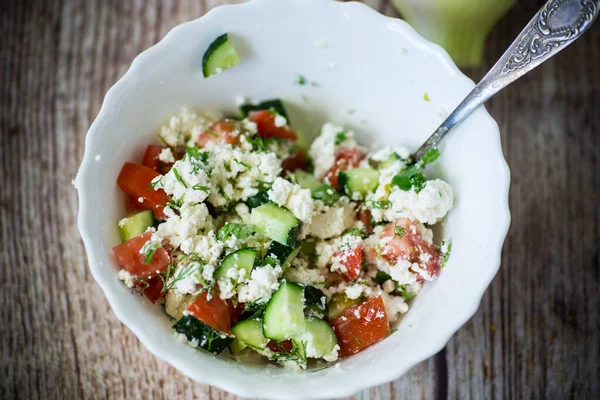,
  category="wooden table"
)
[1,0,598,398]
